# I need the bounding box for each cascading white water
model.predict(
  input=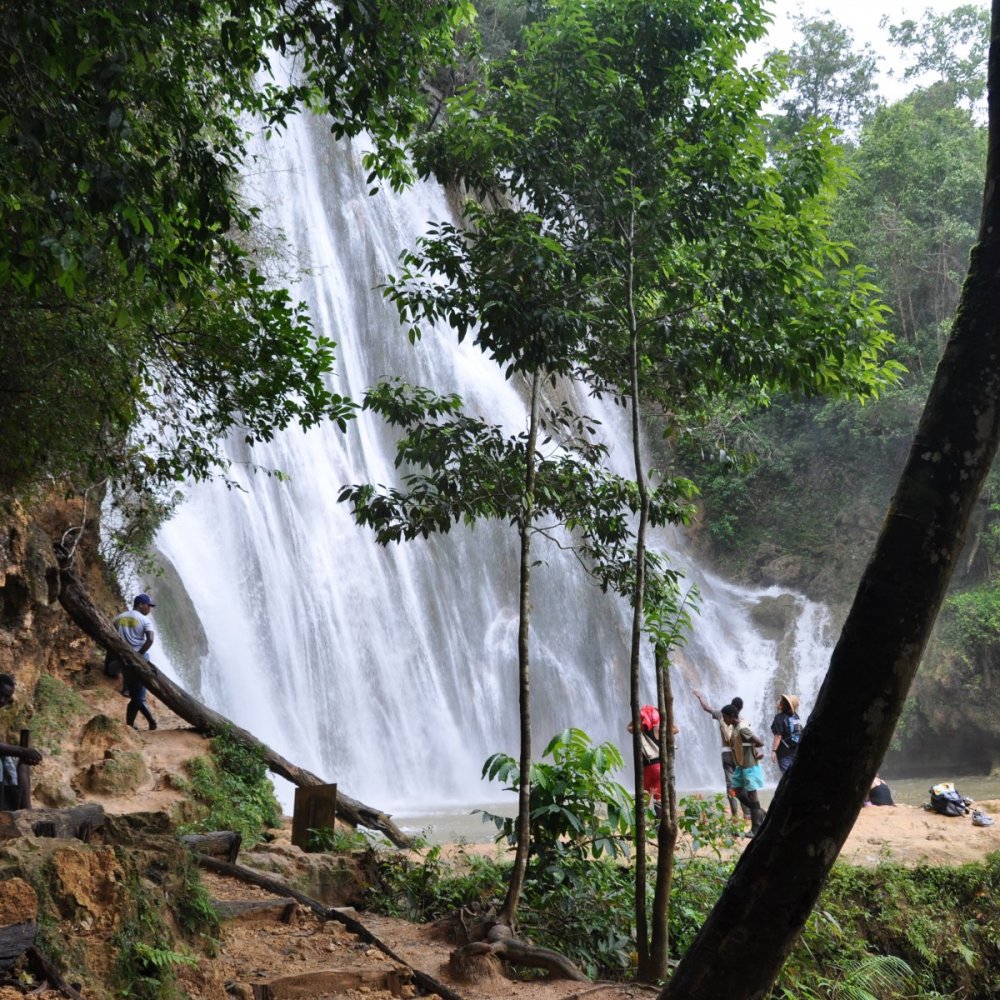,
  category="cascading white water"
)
[147,108,835,818]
